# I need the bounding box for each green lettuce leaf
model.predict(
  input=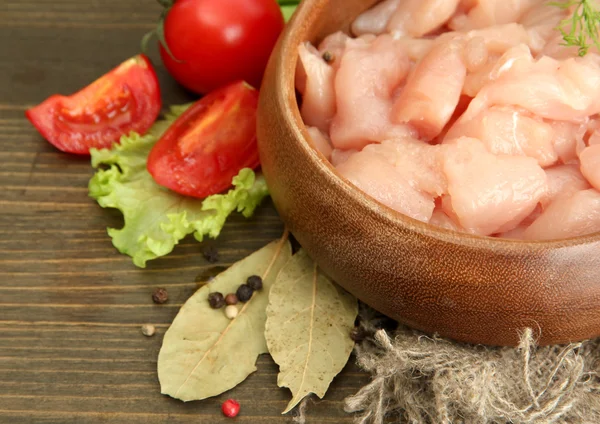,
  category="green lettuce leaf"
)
[88,104,269,268]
